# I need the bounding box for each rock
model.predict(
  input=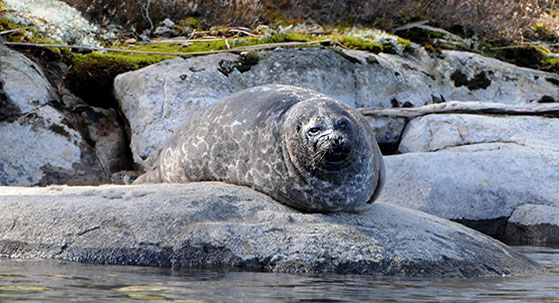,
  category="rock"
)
[114,48,559,169]
[428,50,559,104]
[379,113,559,244]
[114,55,241,168]
[367,116,407,153]
[0,45,109,186]
[380,146,559,221]
[3,0,100,48]
[75,106,132,175]
[504,204,559,246]
[399,114,559,153]
[110,171,140,185]
[0,183,543,277]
